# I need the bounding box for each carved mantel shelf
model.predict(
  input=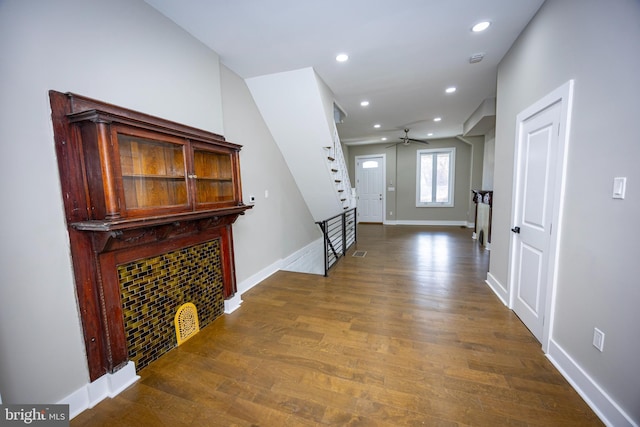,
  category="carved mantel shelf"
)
[71,204,249,232]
